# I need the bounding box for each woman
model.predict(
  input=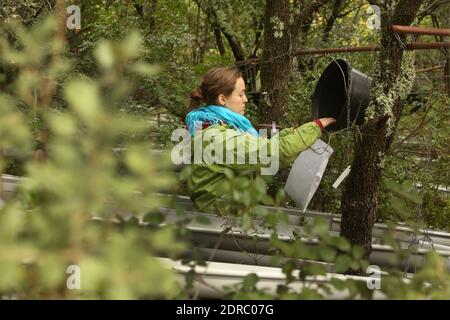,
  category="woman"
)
[185,66,335,212]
